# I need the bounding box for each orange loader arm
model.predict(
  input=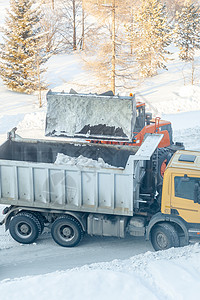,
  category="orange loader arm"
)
[135,117,171,148]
